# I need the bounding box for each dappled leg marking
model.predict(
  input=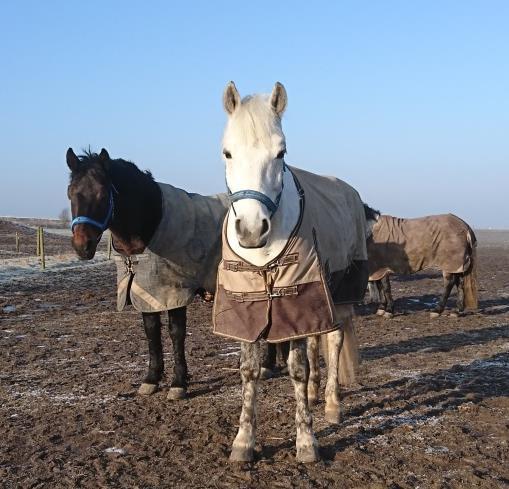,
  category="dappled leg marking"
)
[324,330,342,424]
[289,339,319,463]
[230,342,260,462]
[306,336,320,405]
